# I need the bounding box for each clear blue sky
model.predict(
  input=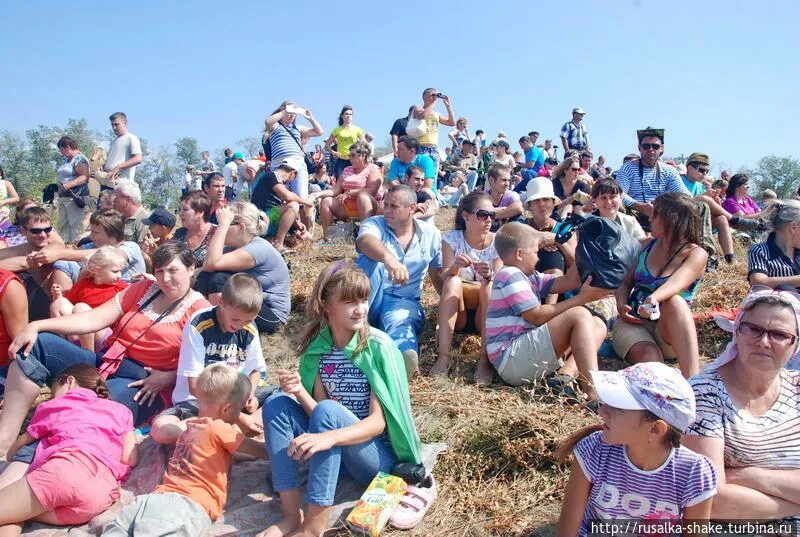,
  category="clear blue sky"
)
[2,0,798,174]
